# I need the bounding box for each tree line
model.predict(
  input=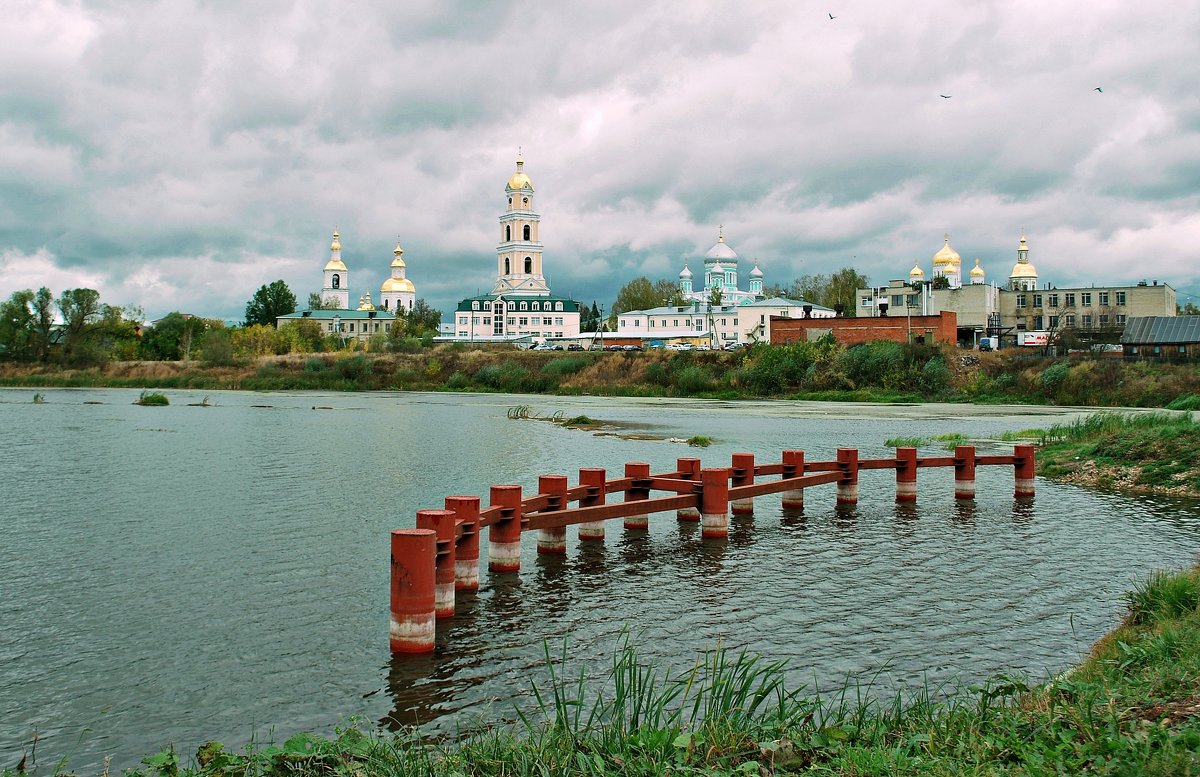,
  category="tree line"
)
[0,279,442,365]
